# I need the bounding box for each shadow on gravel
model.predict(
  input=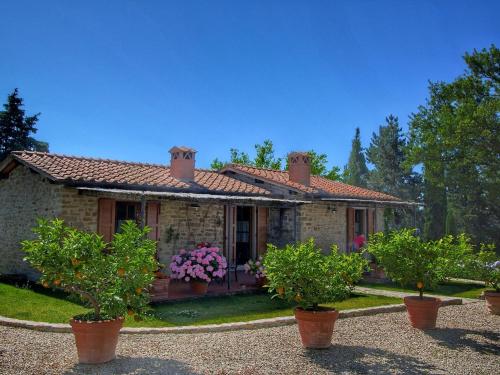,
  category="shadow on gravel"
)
[425,328,500,355]
[64,356,198,375]
[304,345,440,374]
